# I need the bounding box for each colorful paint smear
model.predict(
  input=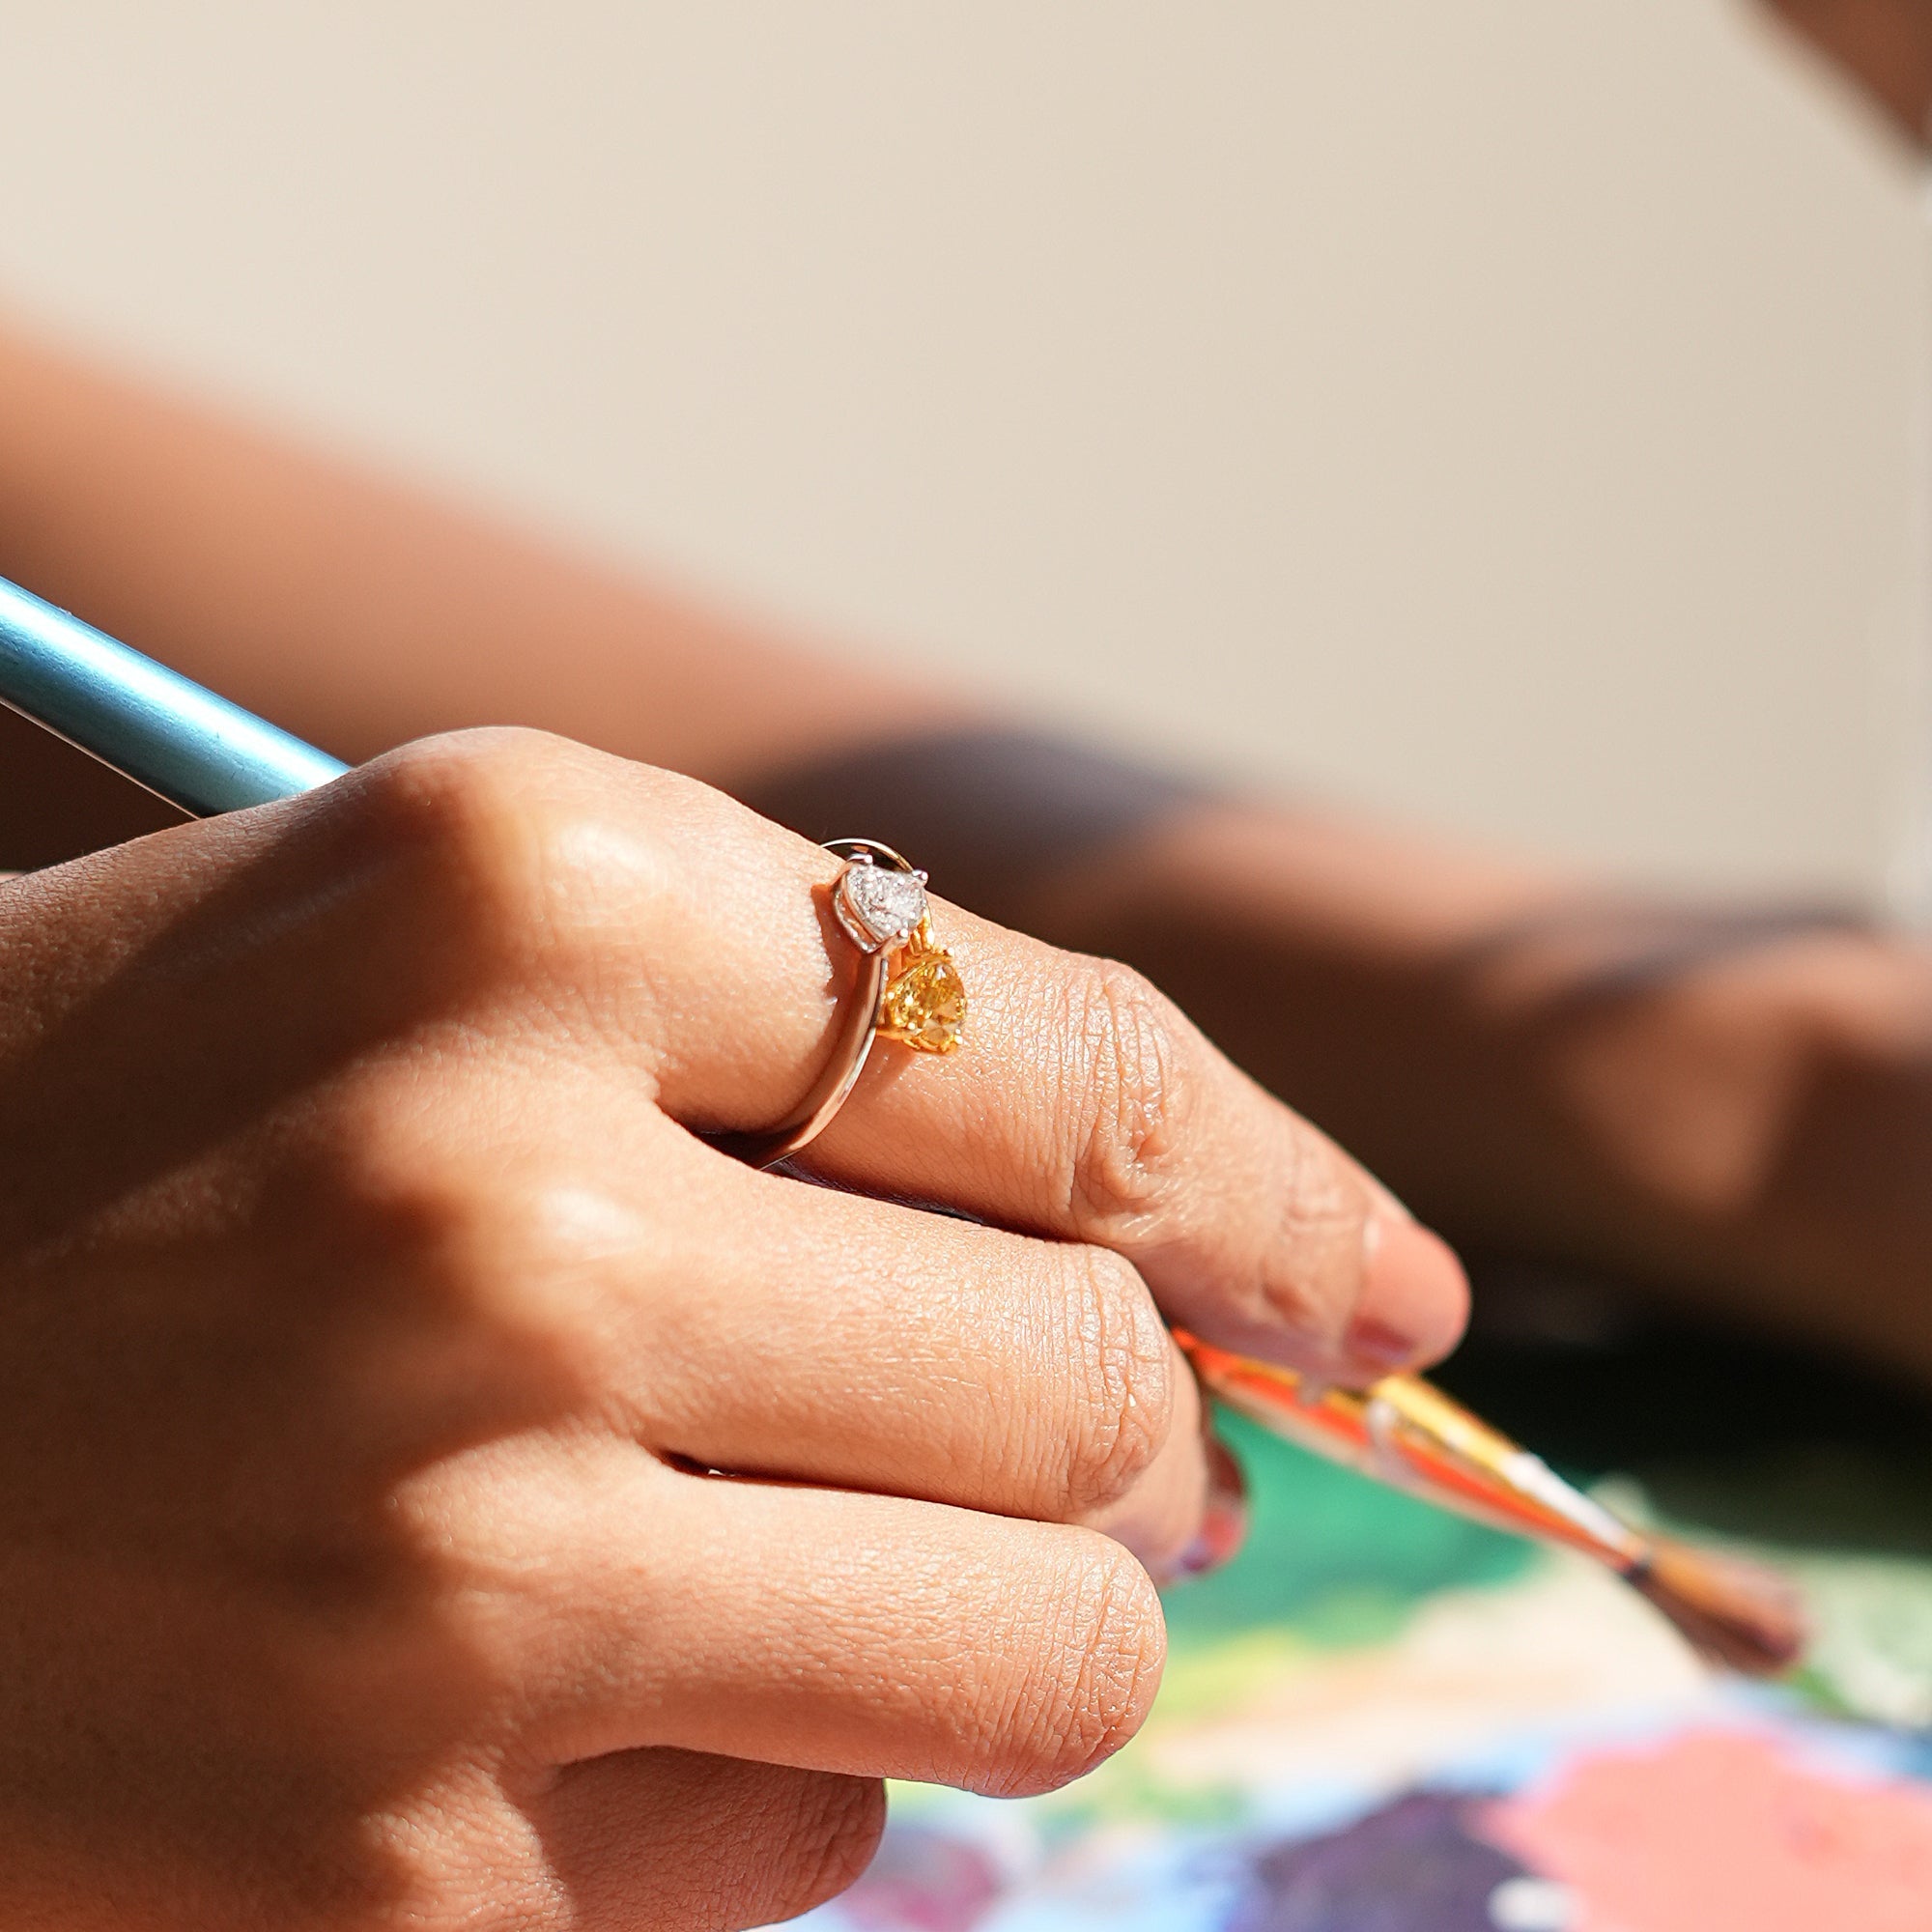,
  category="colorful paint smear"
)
[1486,1729,1932,1932]
[1229,1792,1533,1932]
[791,1412,1932,1932]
